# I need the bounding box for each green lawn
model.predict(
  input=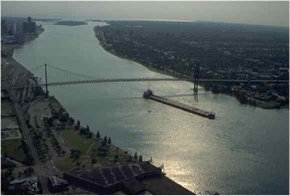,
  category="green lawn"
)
[2,139,26,163]
[1,101,14,115]
[55,128,131,171]
[1,101,12,110]
[54,156,79,171]
[59,128,96,154]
